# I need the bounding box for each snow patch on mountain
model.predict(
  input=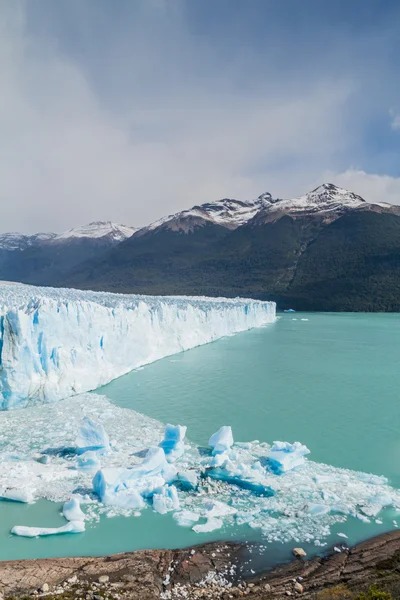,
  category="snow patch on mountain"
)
[0,233,56,251]
[54,221,137,242]
[145,194,274,233]
[0,223,136,251]
[259,183,367,216]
